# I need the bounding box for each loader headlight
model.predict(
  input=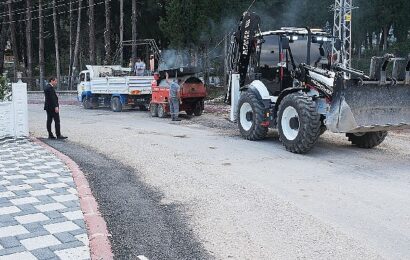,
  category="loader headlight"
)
[287,35,299,41]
